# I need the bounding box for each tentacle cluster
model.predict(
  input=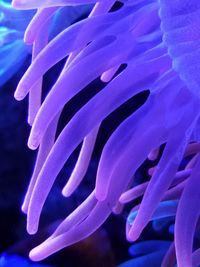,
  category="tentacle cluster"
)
[12,0,200,266]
